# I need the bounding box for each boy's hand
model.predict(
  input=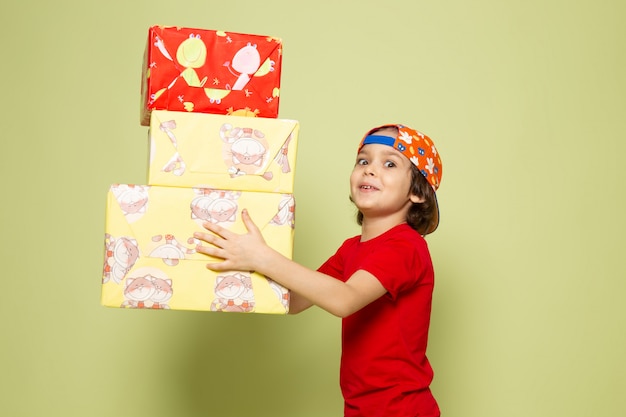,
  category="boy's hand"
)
[194,209,268,273]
